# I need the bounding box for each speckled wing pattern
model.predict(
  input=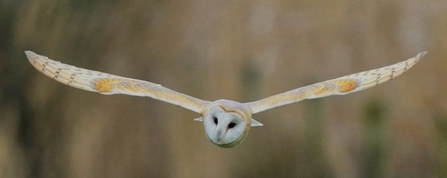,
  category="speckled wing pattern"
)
[246,52,427,114]
[25,51,211,113]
